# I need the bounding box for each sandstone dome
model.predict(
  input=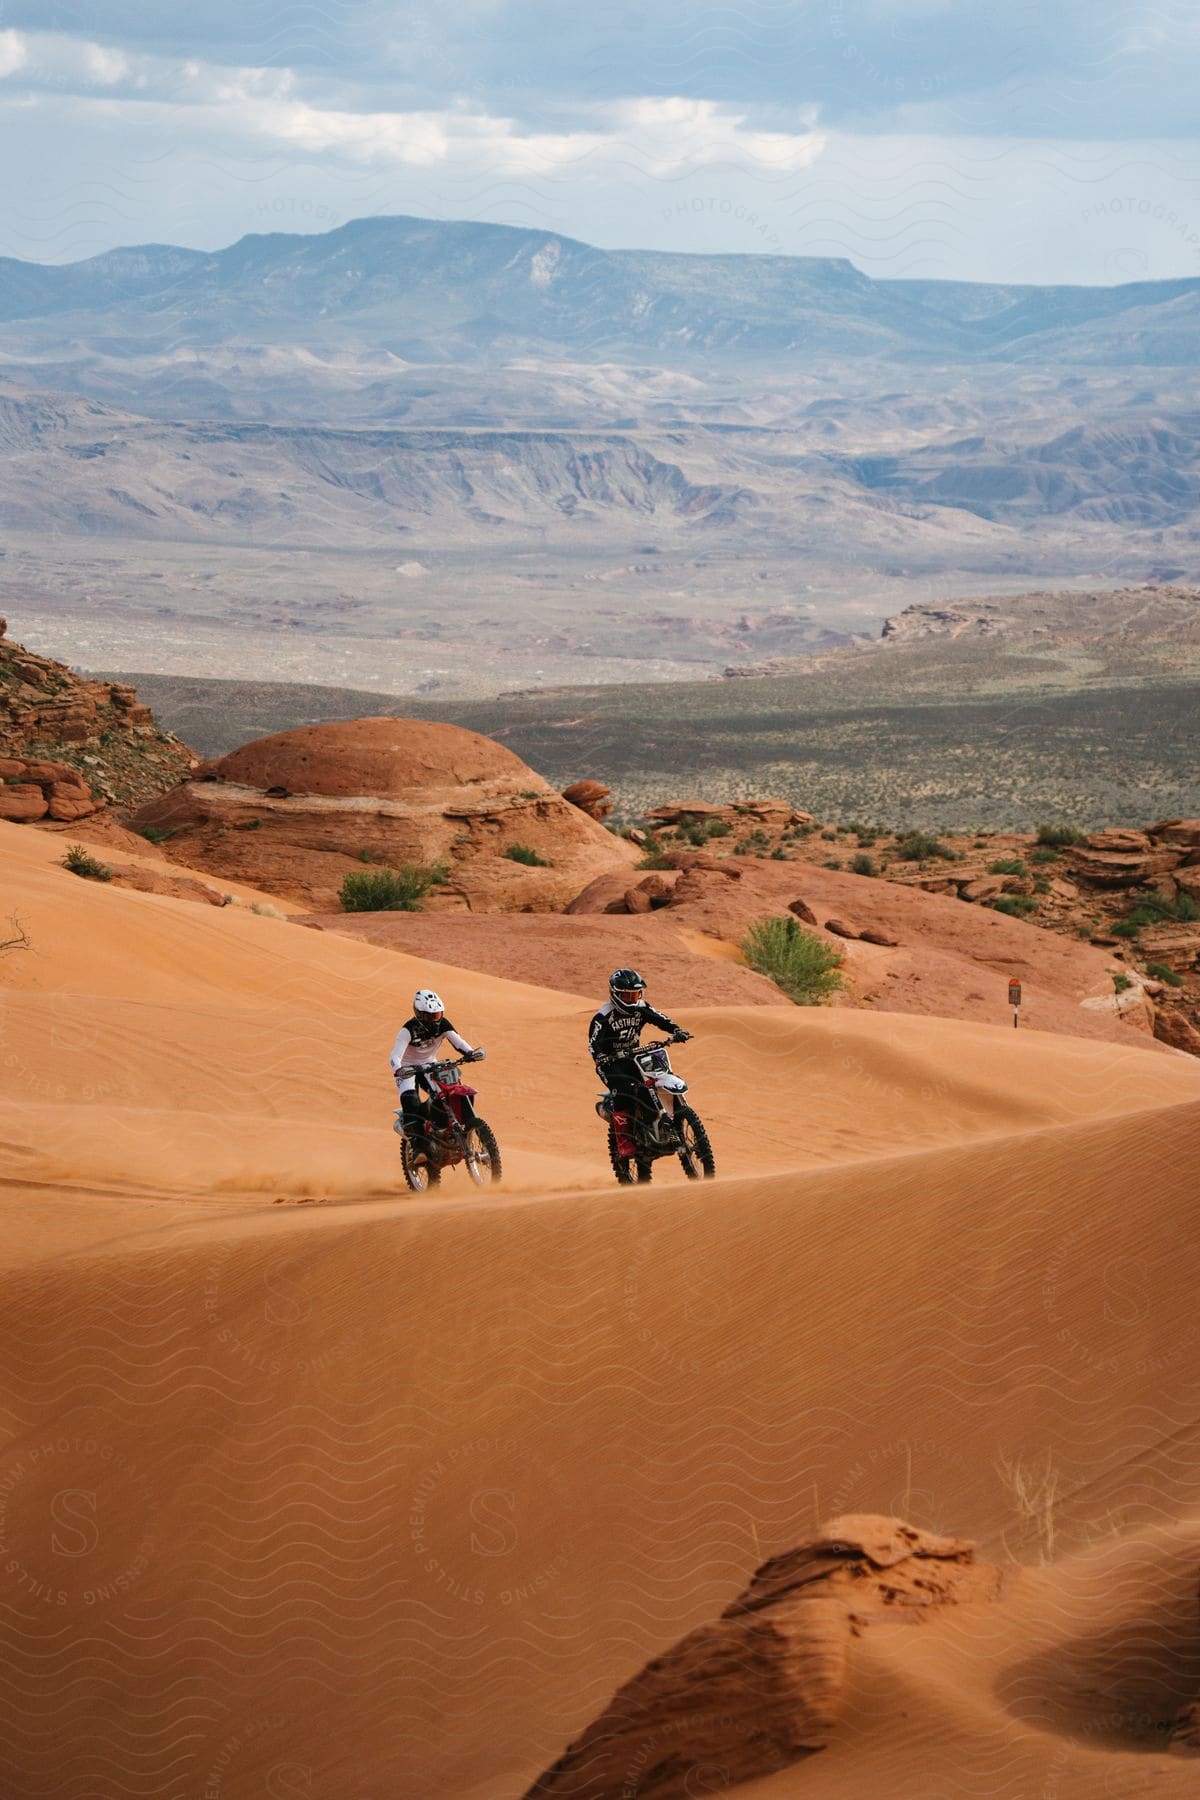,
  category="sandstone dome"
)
[209,717,531,799]
[133,715,638,912]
